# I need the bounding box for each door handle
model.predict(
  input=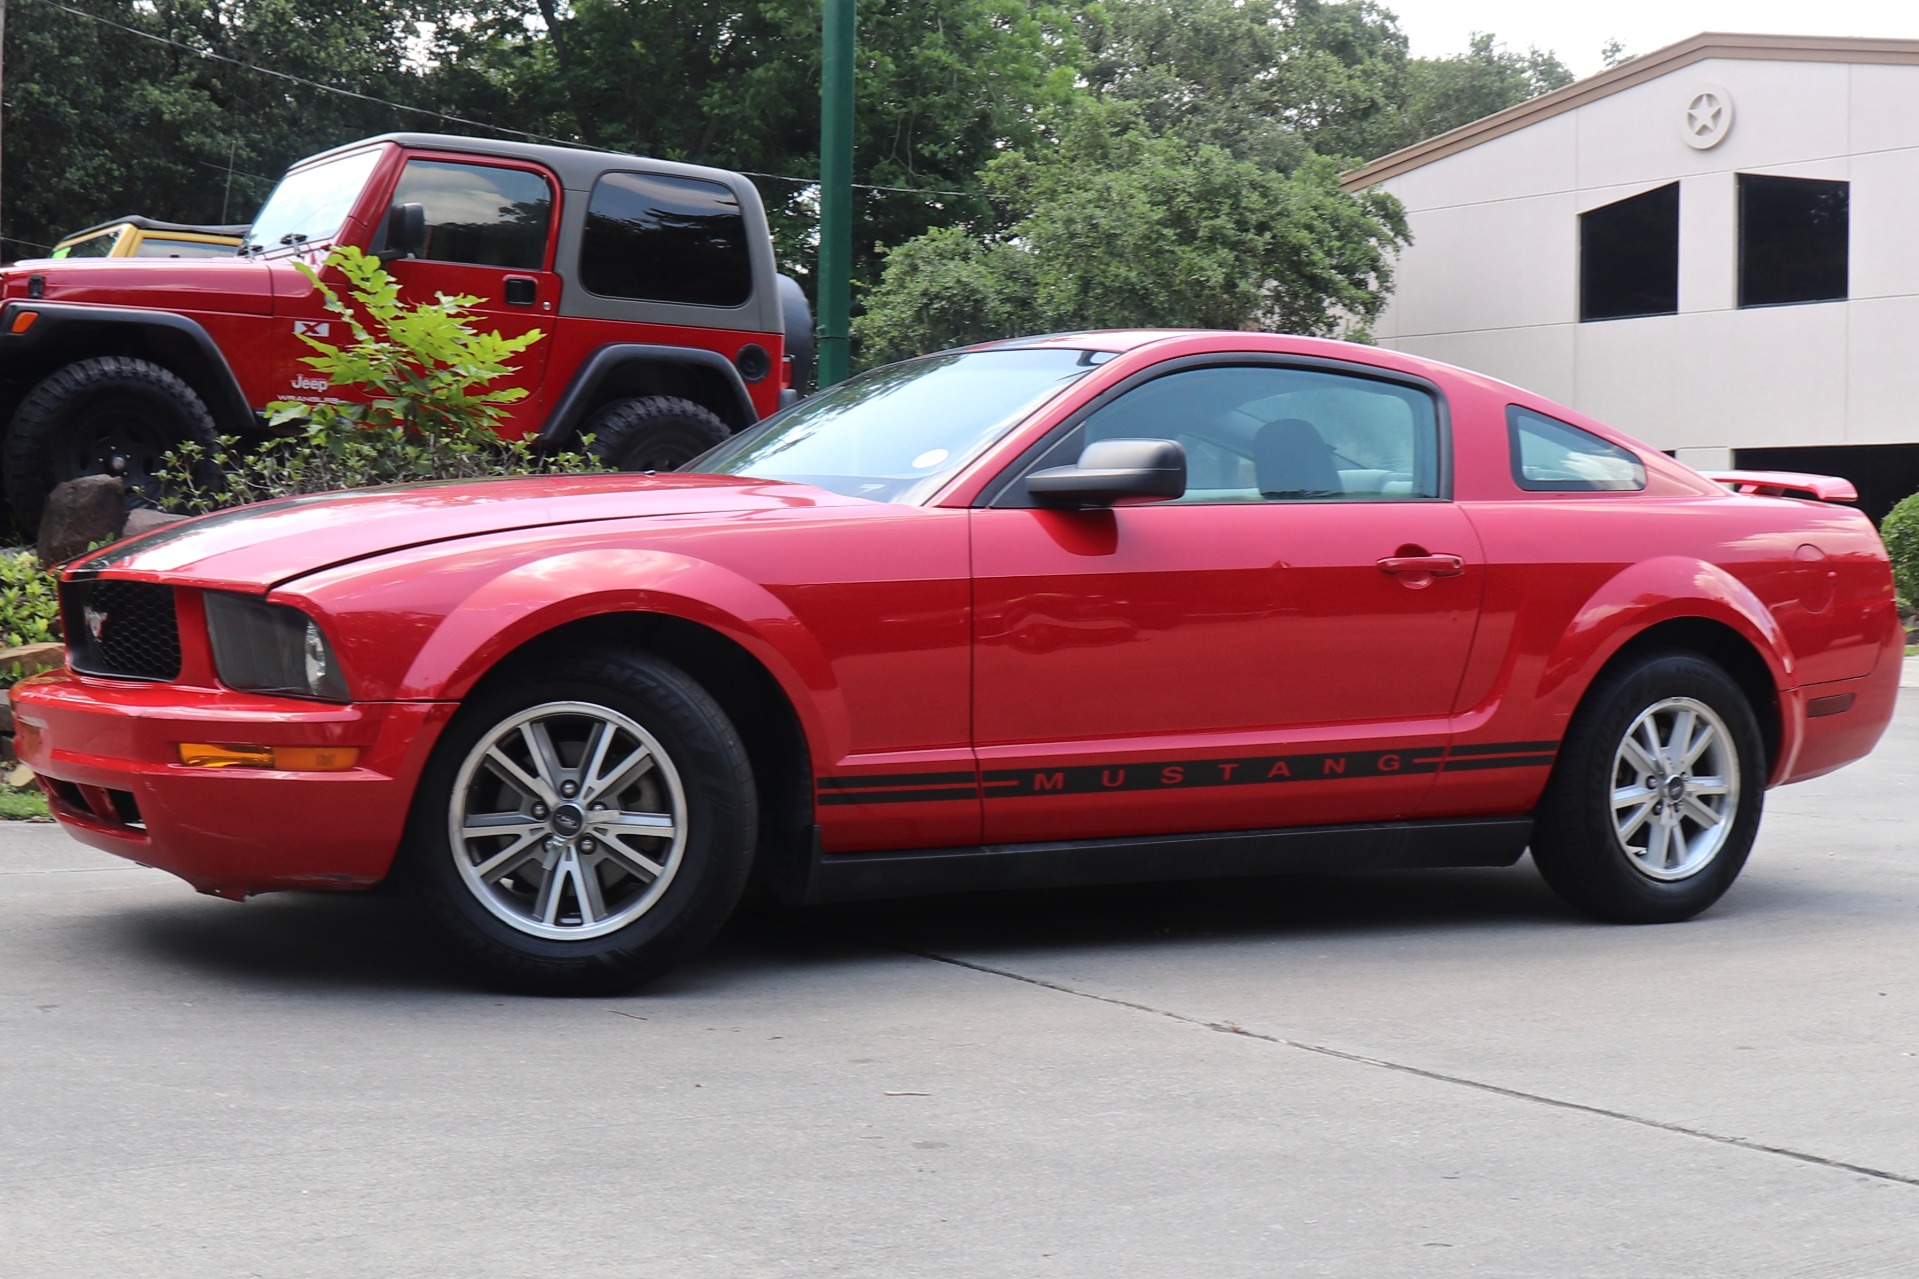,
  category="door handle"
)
[1377,554,1464,577]
[504,276,537,306]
